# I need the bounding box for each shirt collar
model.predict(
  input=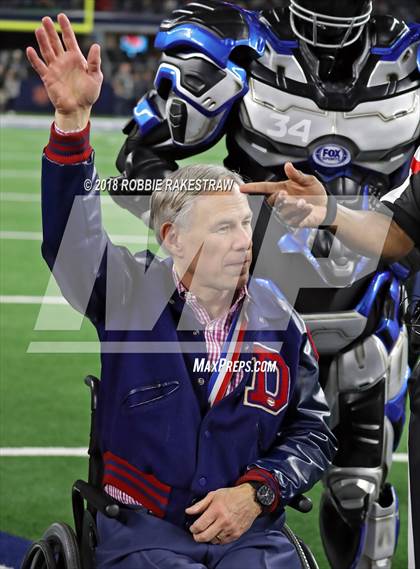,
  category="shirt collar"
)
[172,265,248,320]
